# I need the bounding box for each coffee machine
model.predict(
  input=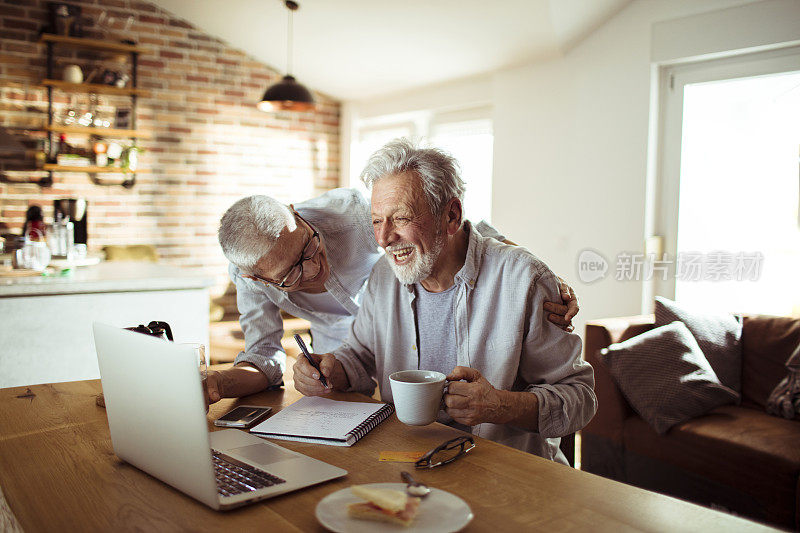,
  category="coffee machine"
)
[53,198,88,245]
